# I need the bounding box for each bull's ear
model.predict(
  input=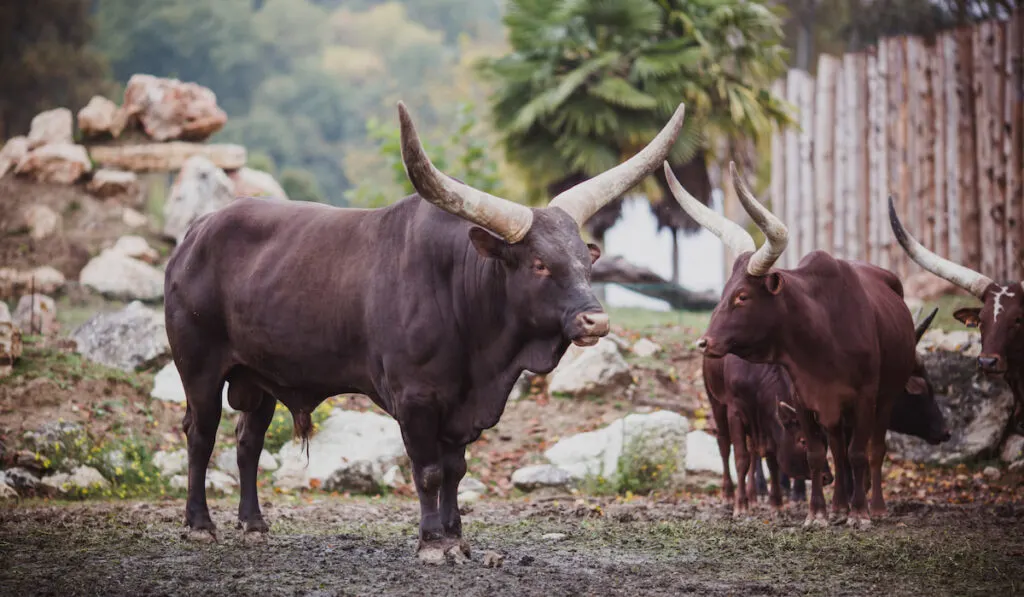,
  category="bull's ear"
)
[469,227,509,261]
[765,271,784,295]
[587,243,601,264]
[904,376,928,396]
[953,307,981,328]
